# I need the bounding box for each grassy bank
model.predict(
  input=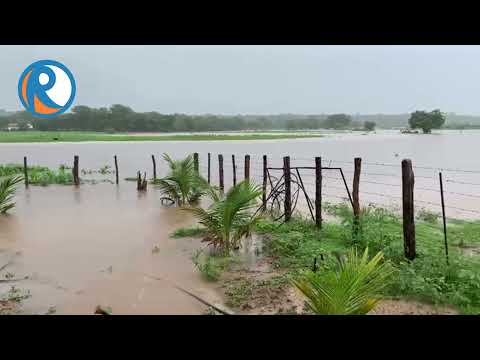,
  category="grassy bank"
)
[175,202,480,314]
[0,131,323,143]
